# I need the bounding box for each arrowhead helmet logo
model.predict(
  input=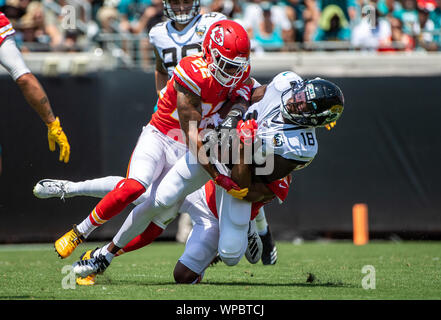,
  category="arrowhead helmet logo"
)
[210,26,224,46]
